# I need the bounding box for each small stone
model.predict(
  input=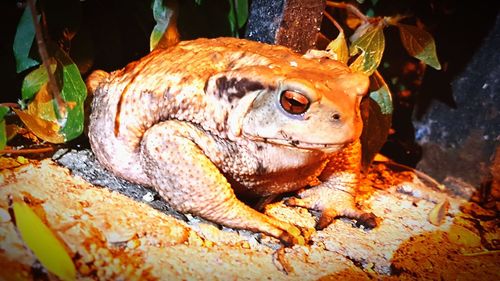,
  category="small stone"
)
[105,229,136,243]
[142,192,155,202]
